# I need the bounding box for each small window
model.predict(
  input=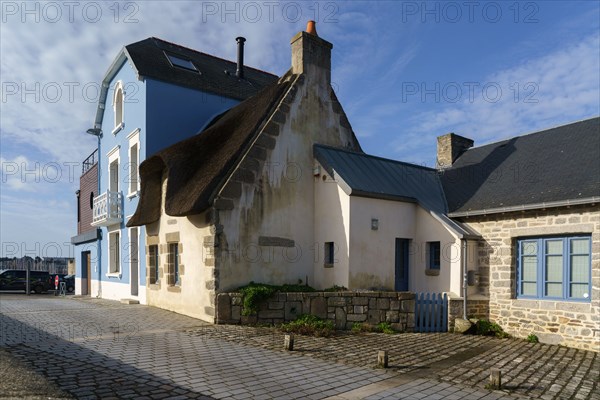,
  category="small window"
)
[427,242,441,270]
[169,243,180,286]
[517,236,591,301]
[89,192,94,209]
[324,242,335,265]
[149,245,159,284]
[113,82,124,129]
[166,54,198,72]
